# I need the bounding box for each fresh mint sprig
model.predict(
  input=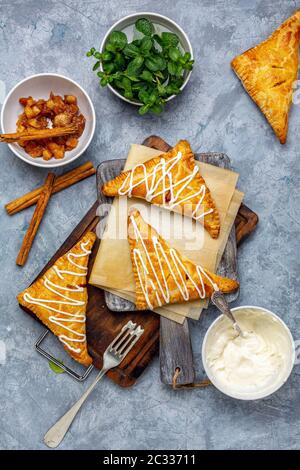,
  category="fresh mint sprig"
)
[87,17,194,115]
